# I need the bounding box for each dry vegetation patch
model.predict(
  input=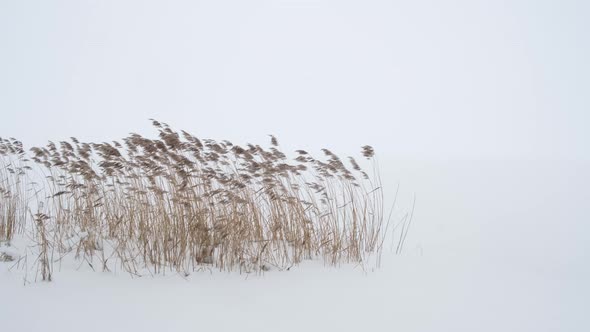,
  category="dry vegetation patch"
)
[0,121,411,280]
